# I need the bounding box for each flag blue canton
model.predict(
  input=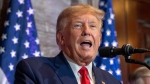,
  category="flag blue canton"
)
[0,0,41,83]
[94,0,122,82]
